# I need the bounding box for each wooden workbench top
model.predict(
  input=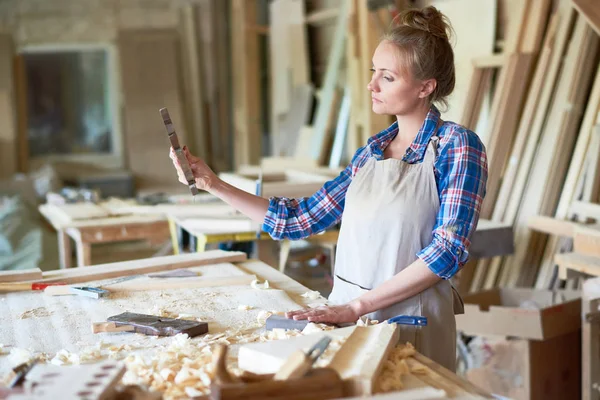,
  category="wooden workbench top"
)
[0,254,492,399]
